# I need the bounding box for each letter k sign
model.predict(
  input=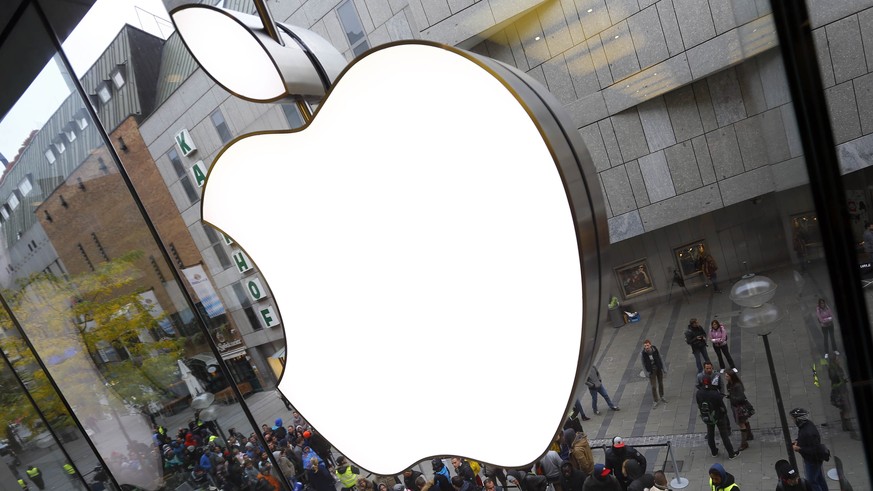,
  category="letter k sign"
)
[175,129,197,156]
